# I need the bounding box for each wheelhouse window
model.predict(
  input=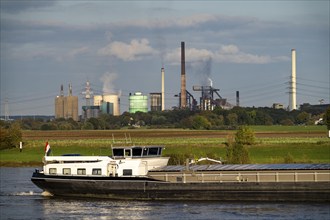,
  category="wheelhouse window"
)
[77,168,86,175]
[148,147,159,156]
[125,149,131,157]
[132,147,142,157]
[113,149,124,157]
[49,168,57,174]
[63,168,71,175]
[92,169,102,175]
